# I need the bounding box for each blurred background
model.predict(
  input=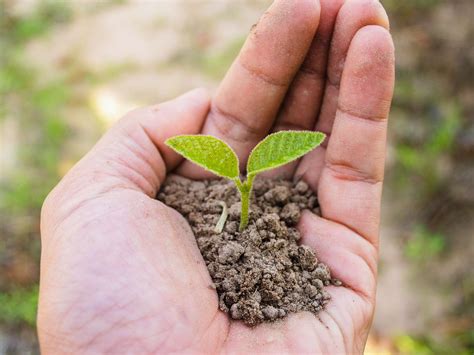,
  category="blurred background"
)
[0,0,472,353]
